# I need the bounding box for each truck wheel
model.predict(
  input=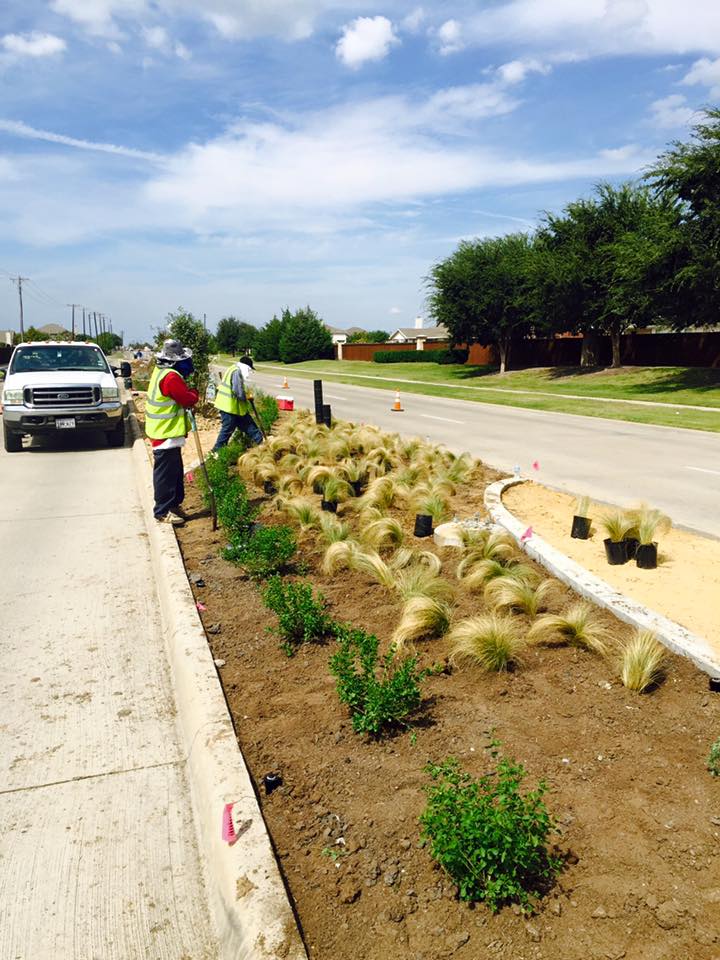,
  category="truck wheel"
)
[107,419,126,448]
[3,423,22,453]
